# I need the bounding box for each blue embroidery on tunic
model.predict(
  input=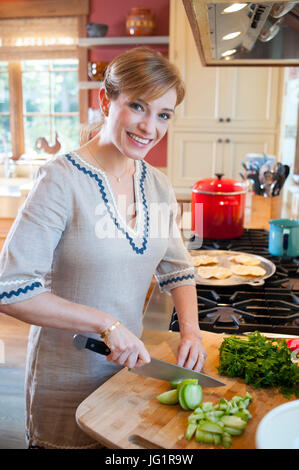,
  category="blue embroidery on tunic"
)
[159,274,195,288]
[65,153,149,254]
[0,281,42,299]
